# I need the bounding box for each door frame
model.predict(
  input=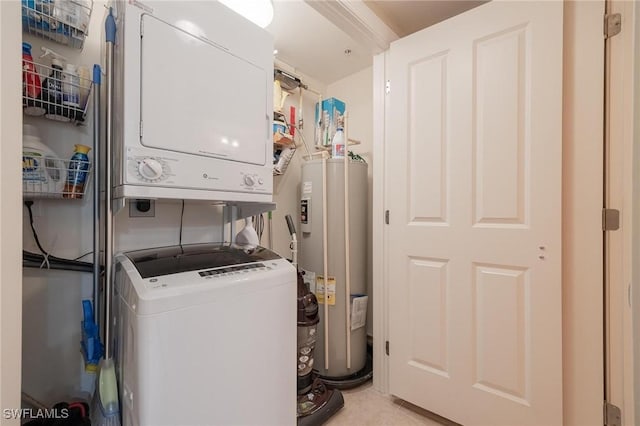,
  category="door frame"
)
[0,0,23,421]
[372,2,605,424]
[606,0,636,424]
